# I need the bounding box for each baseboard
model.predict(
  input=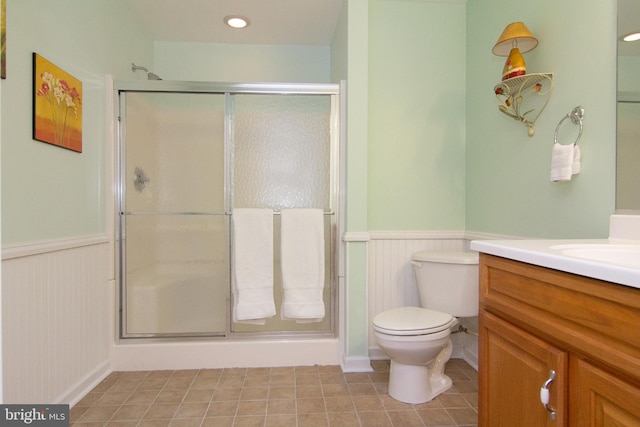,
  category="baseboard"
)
[341,356,373,373]
[57,360,111,407]
[367,347,388,361]
[462,347,479,371]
